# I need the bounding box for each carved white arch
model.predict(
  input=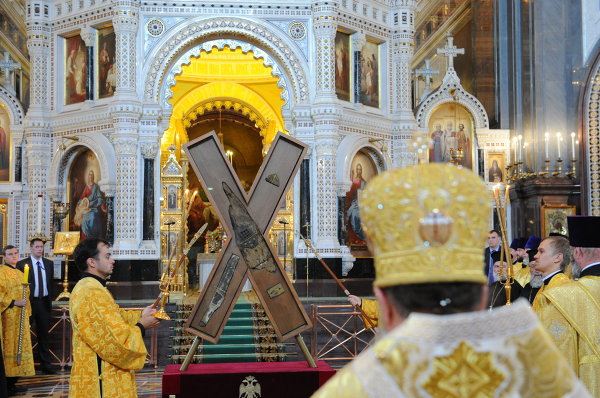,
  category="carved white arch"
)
[48,133,117,201]
[585,55,600,215]
[0,85,25,129]
[336,134,389,192]
[143,17,310,111]
[415,71,489,130]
